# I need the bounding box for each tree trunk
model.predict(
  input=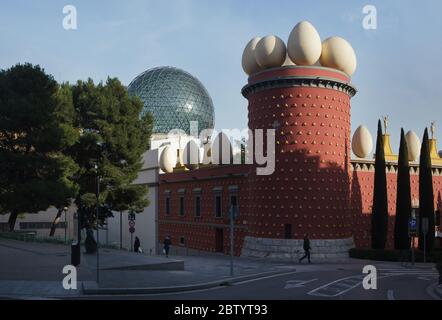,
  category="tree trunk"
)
[8,211,18,231]
[49,208,63,237]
